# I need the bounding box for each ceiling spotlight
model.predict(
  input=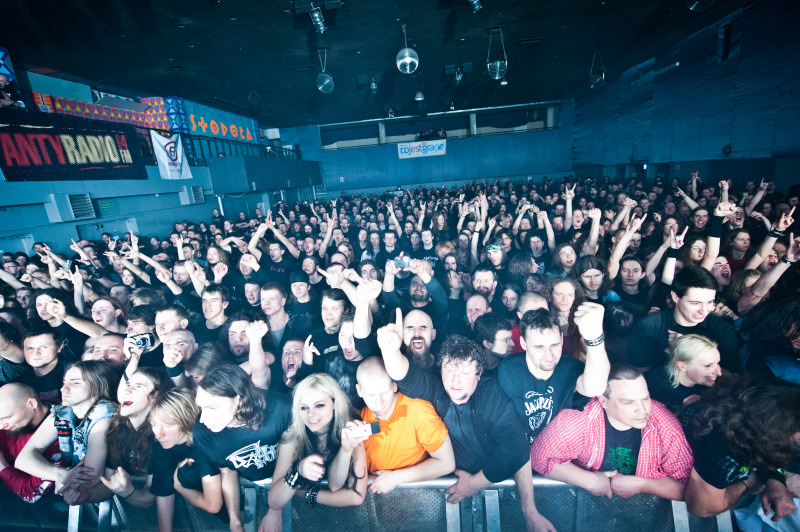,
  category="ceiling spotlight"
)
[370,76,378,95]
[388,108,395,118]
[589,50,606,89]
[310,5,326,34]
[414,90,425,101]
[487,28,508,80]
[396,24,419,75]
[500,77,508,86]
[450,101,455,111]
[316,49,334,94]
[467,0,483,12]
